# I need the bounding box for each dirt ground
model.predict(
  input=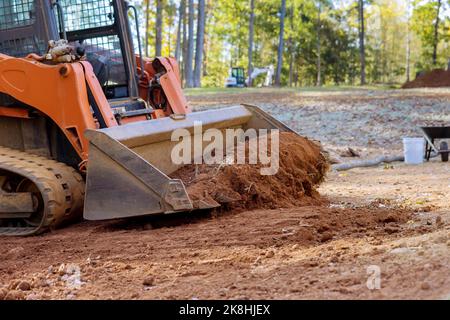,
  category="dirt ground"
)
[191,87,450,159]
[0,88,449,300]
